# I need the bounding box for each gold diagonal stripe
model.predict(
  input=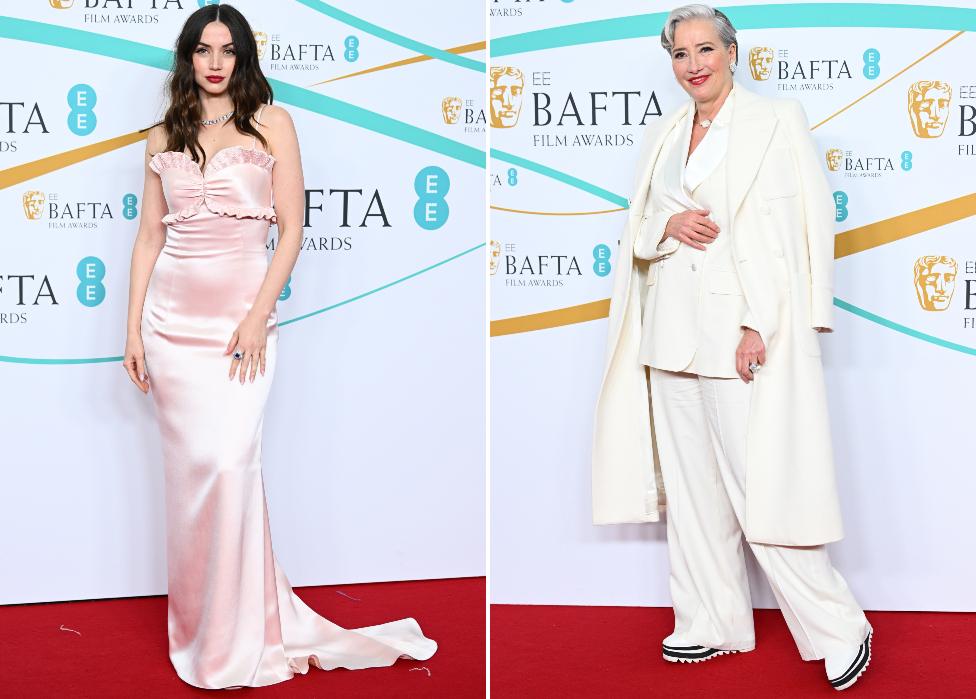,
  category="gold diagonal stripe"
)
[835,192,976,258]
[491,204,627,216]
[314,41,486,85]
[0,132,147,190]
[490,299,611,337]
[811,31,964,131]
[492,193,976,337]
